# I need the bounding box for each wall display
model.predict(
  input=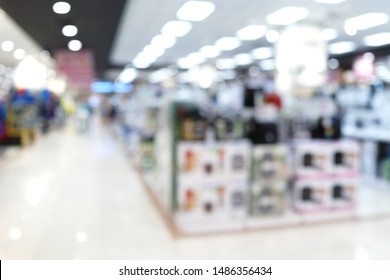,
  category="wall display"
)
[329,177,357,210]
[293,179,330,212]
[252,144,289,181]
